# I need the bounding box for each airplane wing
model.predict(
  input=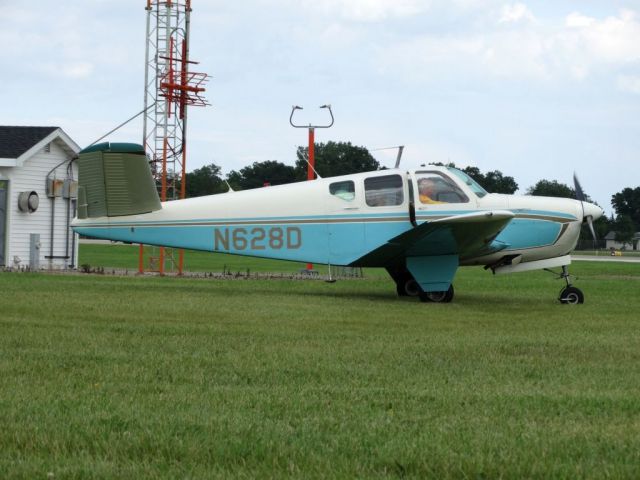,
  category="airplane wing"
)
[352,210,515,267]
